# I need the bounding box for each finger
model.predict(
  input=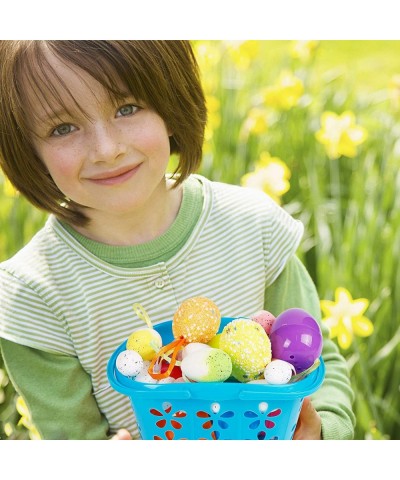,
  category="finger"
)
[111,429,132,440]
[293,397,322,440]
